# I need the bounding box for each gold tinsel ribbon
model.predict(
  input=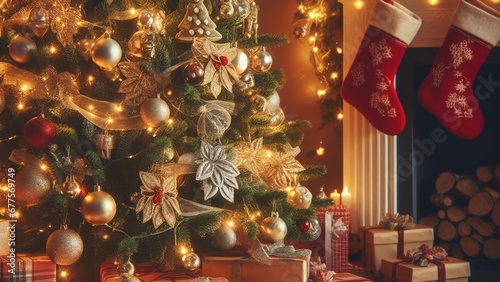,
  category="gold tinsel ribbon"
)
[8,149,45,168]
